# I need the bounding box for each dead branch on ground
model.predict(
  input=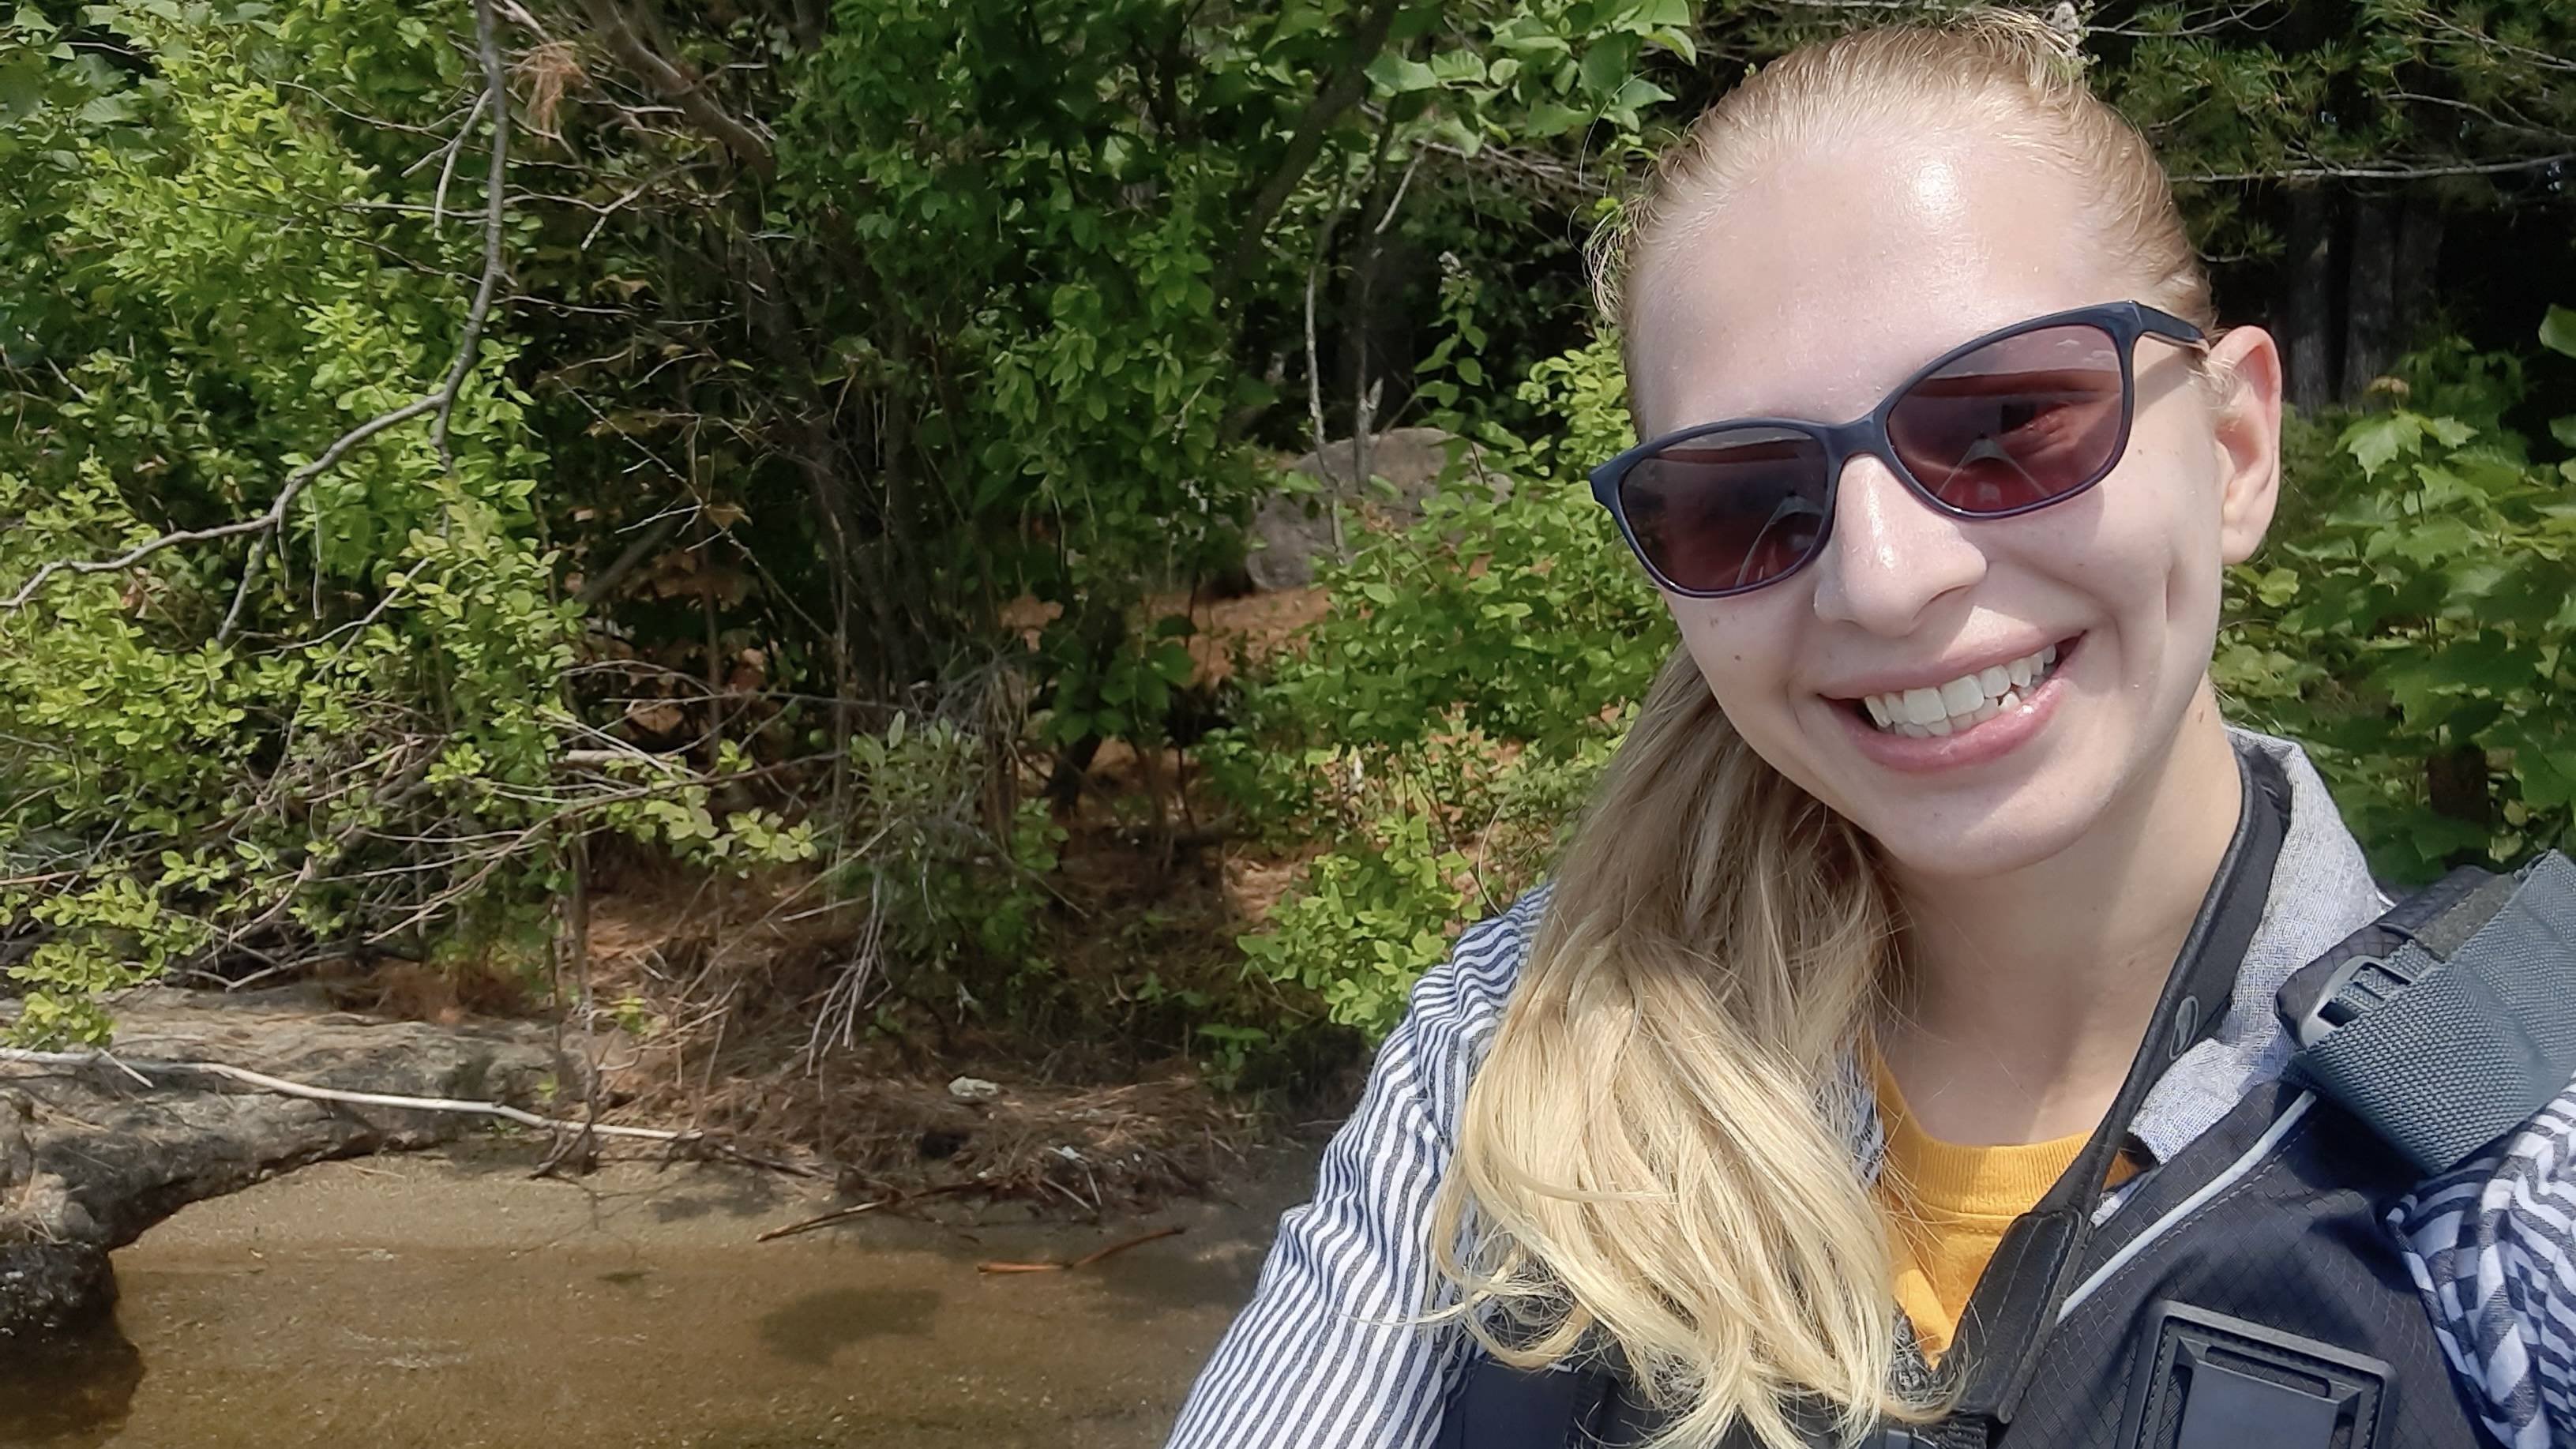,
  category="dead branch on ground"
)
[976,1225,1185,1274]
